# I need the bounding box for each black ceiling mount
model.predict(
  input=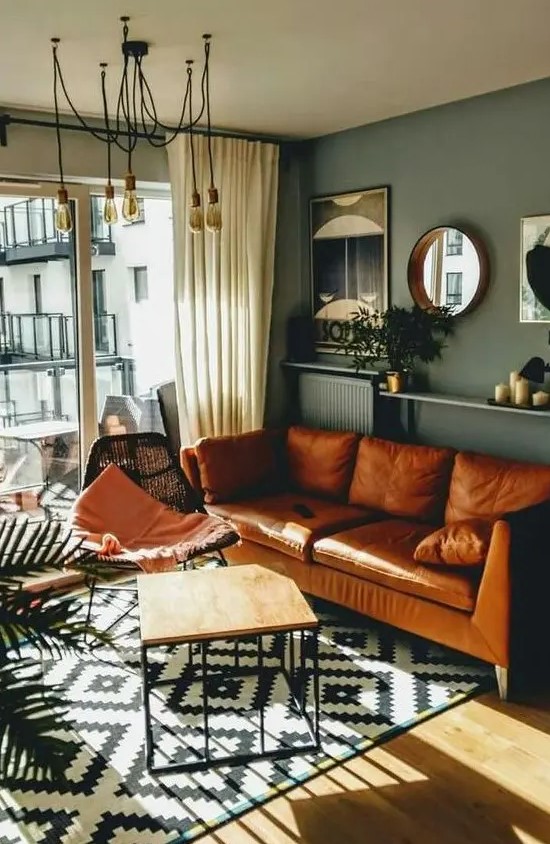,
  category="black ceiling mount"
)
[122,40,149,60]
